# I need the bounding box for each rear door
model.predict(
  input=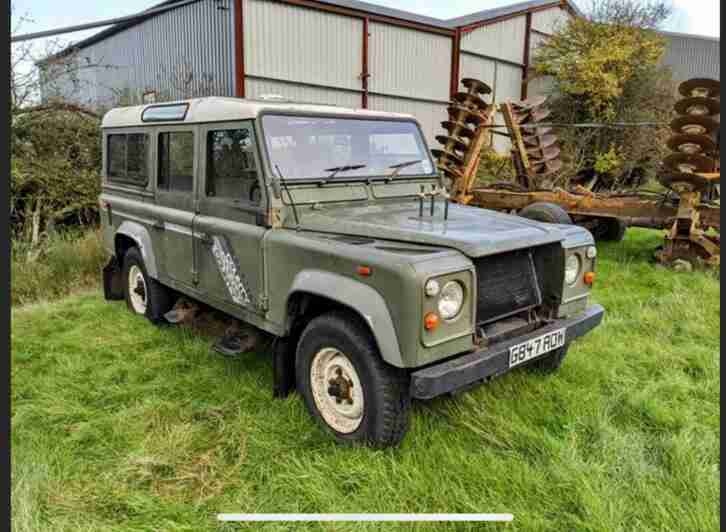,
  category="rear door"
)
[154,126,198,287]
[194,121,268,316]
